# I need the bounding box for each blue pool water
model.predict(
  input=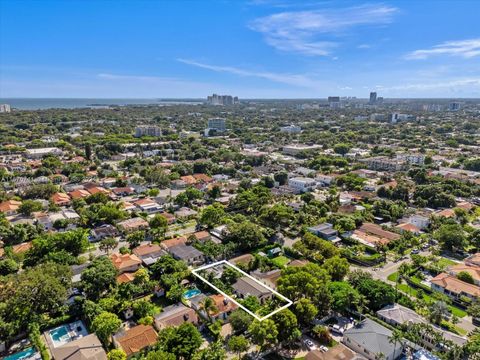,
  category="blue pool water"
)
[49,325,70,344]
[5,347,37,360]
[183,288,201,299]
